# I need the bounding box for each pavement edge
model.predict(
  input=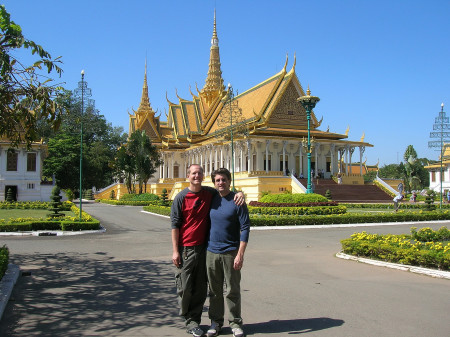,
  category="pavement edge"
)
[0,264,20,320]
